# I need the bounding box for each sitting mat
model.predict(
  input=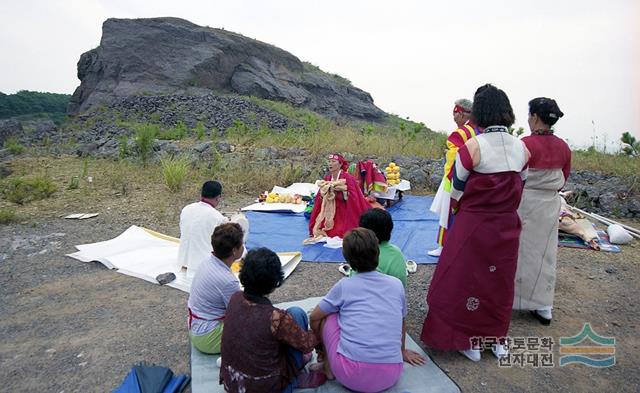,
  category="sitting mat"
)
[559,230,621,253]
[190,297,460,393]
